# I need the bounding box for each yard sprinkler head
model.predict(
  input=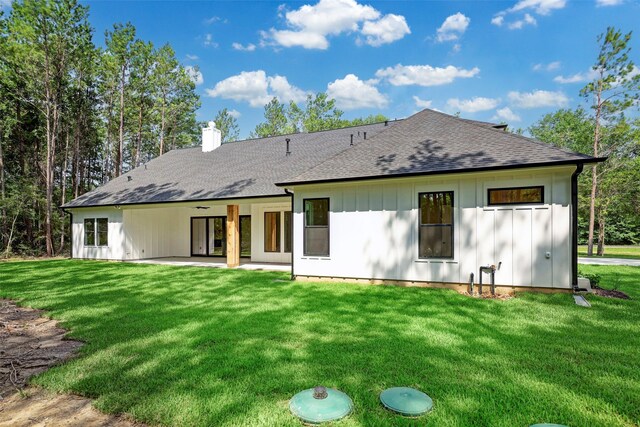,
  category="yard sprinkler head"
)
[313,386,328,399]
